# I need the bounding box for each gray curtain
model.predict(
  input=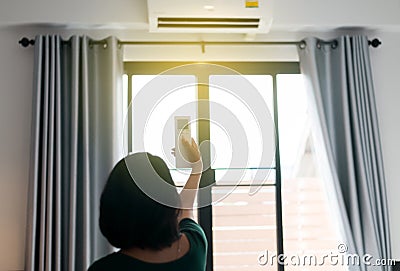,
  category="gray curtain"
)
[25,35,124,271]
[298,36,391,270]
